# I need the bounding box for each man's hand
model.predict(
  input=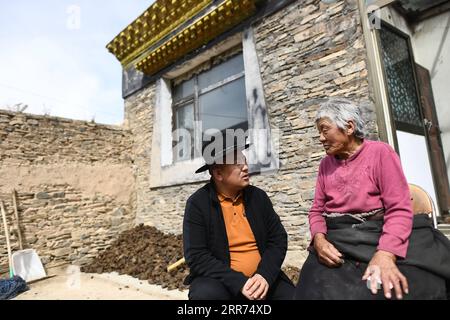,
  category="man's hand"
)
[241,274,269,300]
[362,250,409,299]
[313,233,344,267]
